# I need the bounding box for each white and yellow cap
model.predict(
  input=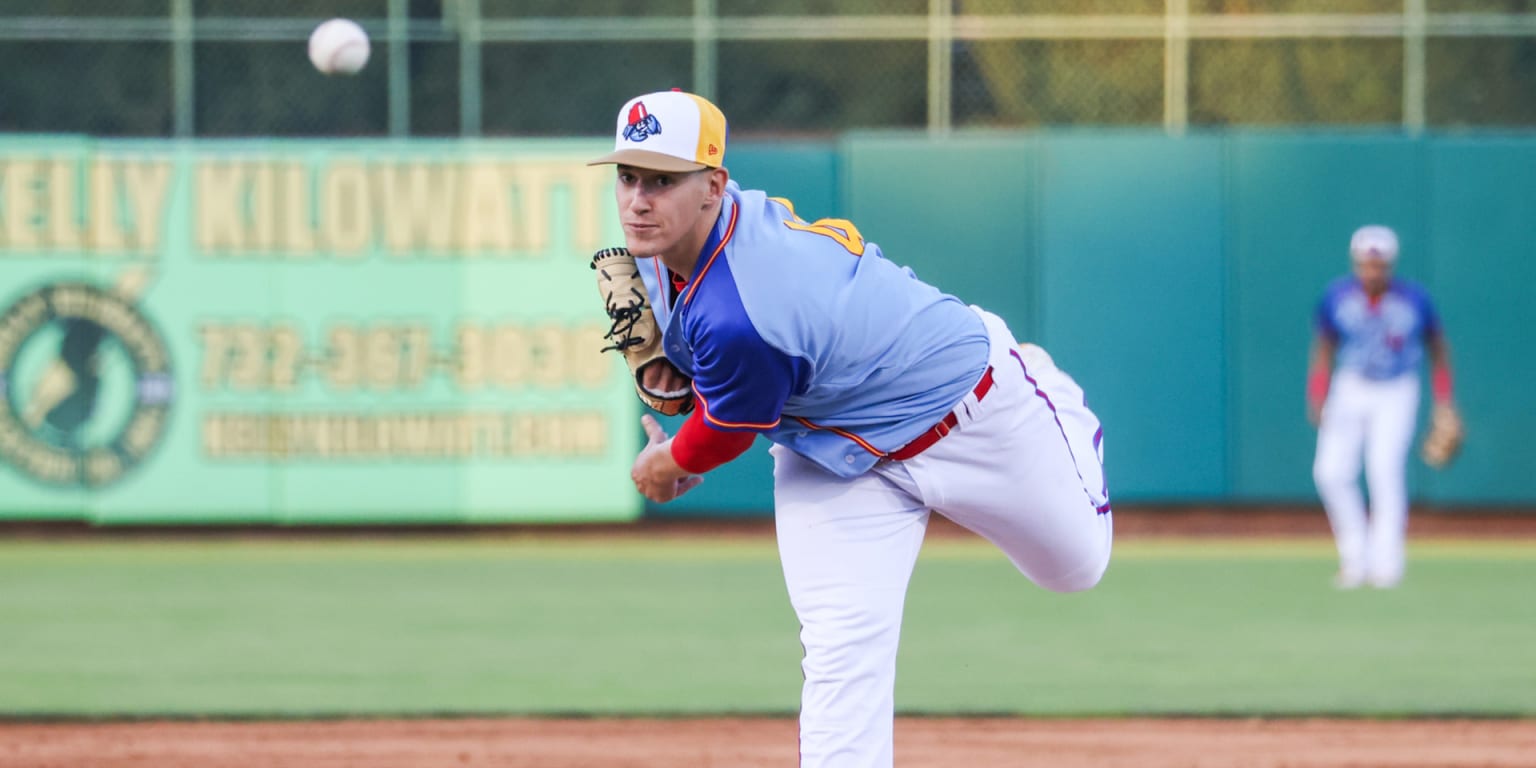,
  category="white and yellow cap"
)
[588,90,727,173]
[1350,225,1399,264]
